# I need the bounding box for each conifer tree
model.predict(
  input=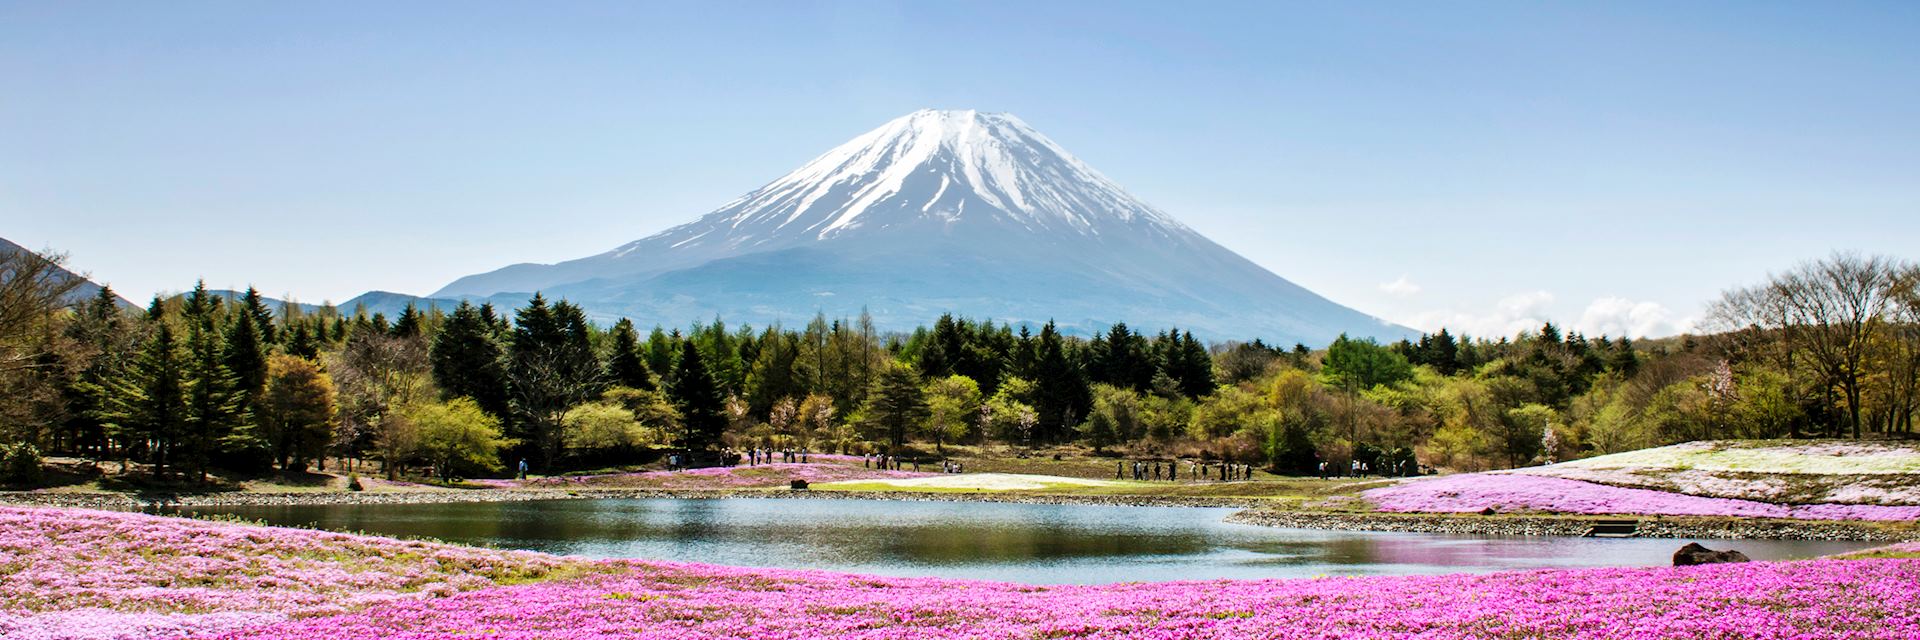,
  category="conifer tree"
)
[864,362,929,452]
[604,318,654,391]
[104,323,188,475]
[59,286,134,457]
[643,326,677,388]
[669,340,726,452]
[181,284,248,479]
[430,301,510,418]
[223,312,268,403]
[1031,321,1090,442]
[390,303,424,339]
[239,287,277,345]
